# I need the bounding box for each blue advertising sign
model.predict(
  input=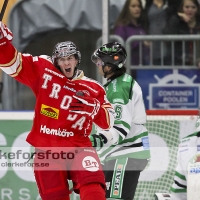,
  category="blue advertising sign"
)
[134,69,200,110]
[150,86,199,109]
